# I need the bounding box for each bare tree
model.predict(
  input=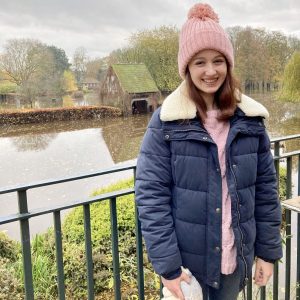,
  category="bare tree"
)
[0,39,68,107]
[72,47,89,87]
[0,39,45,86]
